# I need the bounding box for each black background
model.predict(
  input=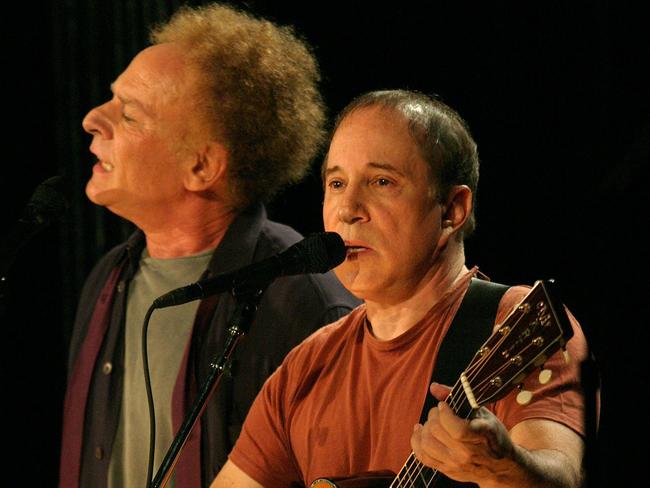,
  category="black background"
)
[1,1,647,485]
